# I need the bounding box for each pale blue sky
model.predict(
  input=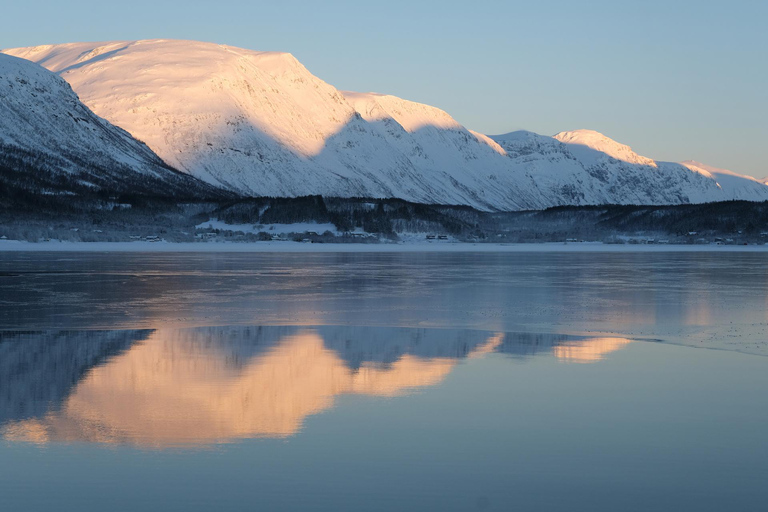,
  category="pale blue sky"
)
[3,0,766,178]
